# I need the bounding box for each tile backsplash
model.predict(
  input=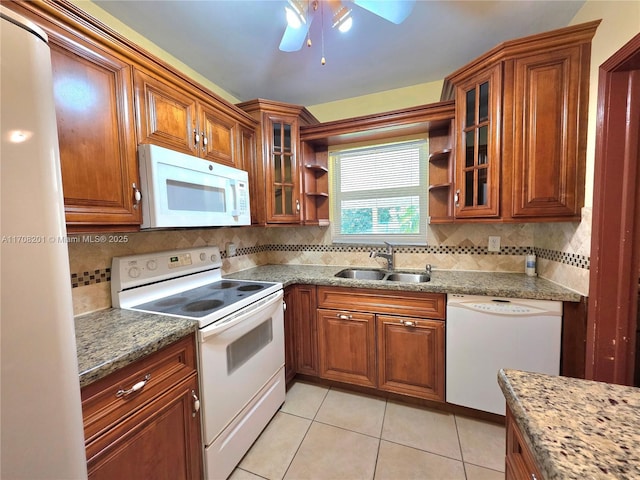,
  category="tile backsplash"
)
[69,208,592,315]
